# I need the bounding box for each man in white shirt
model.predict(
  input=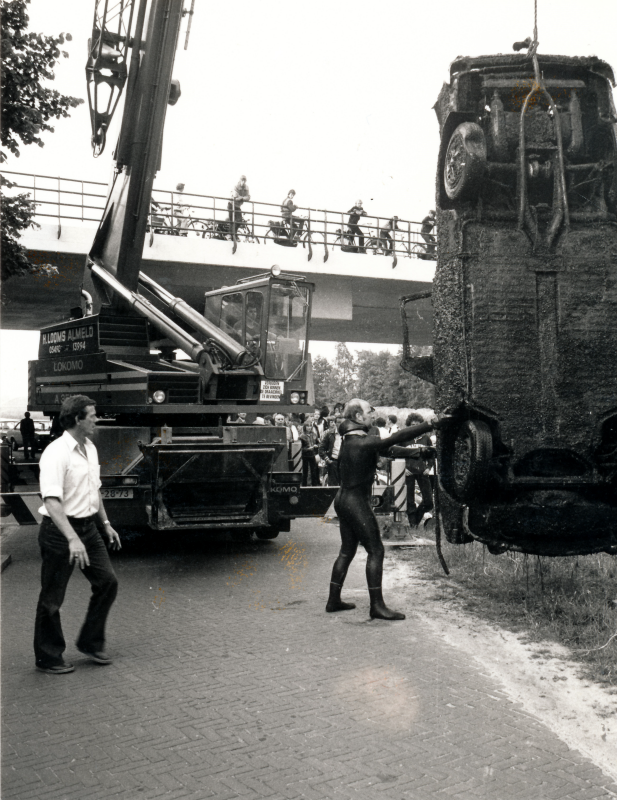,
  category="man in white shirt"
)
[34,395,121,674]
[388,414,399,434]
